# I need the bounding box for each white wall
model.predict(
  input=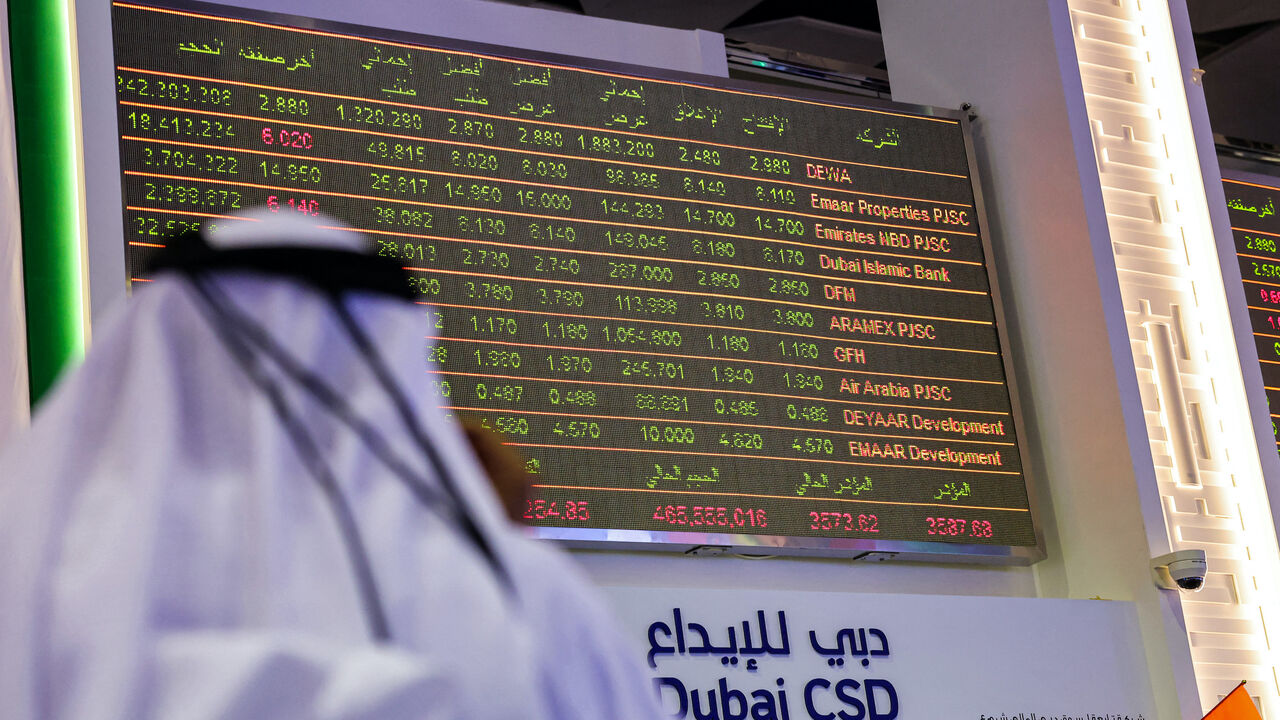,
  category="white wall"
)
[877,1,1196,717]
[0,0,31,448]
